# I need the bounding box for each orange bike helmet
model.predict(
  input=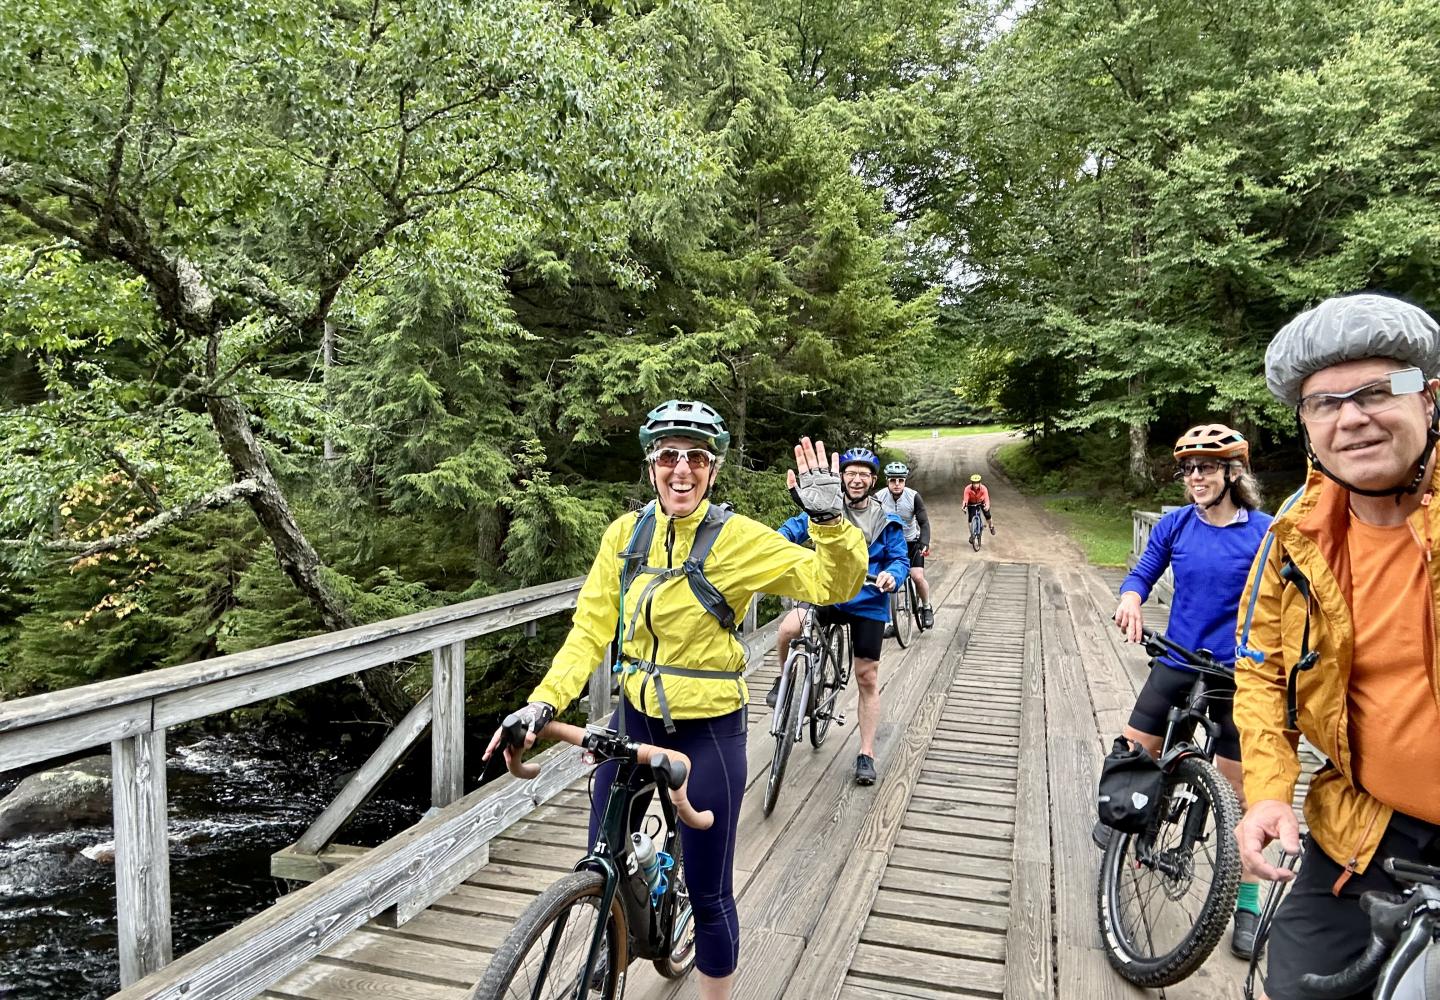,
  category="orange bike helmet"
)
[1173,424,1249,464]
